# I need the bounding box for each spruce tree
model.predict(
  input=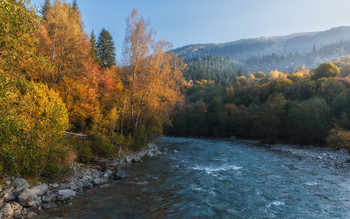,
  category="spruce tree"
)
[41,0,51,21]
[90,30,99,63]
[97,28,116,68]
[72,0,78,11]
